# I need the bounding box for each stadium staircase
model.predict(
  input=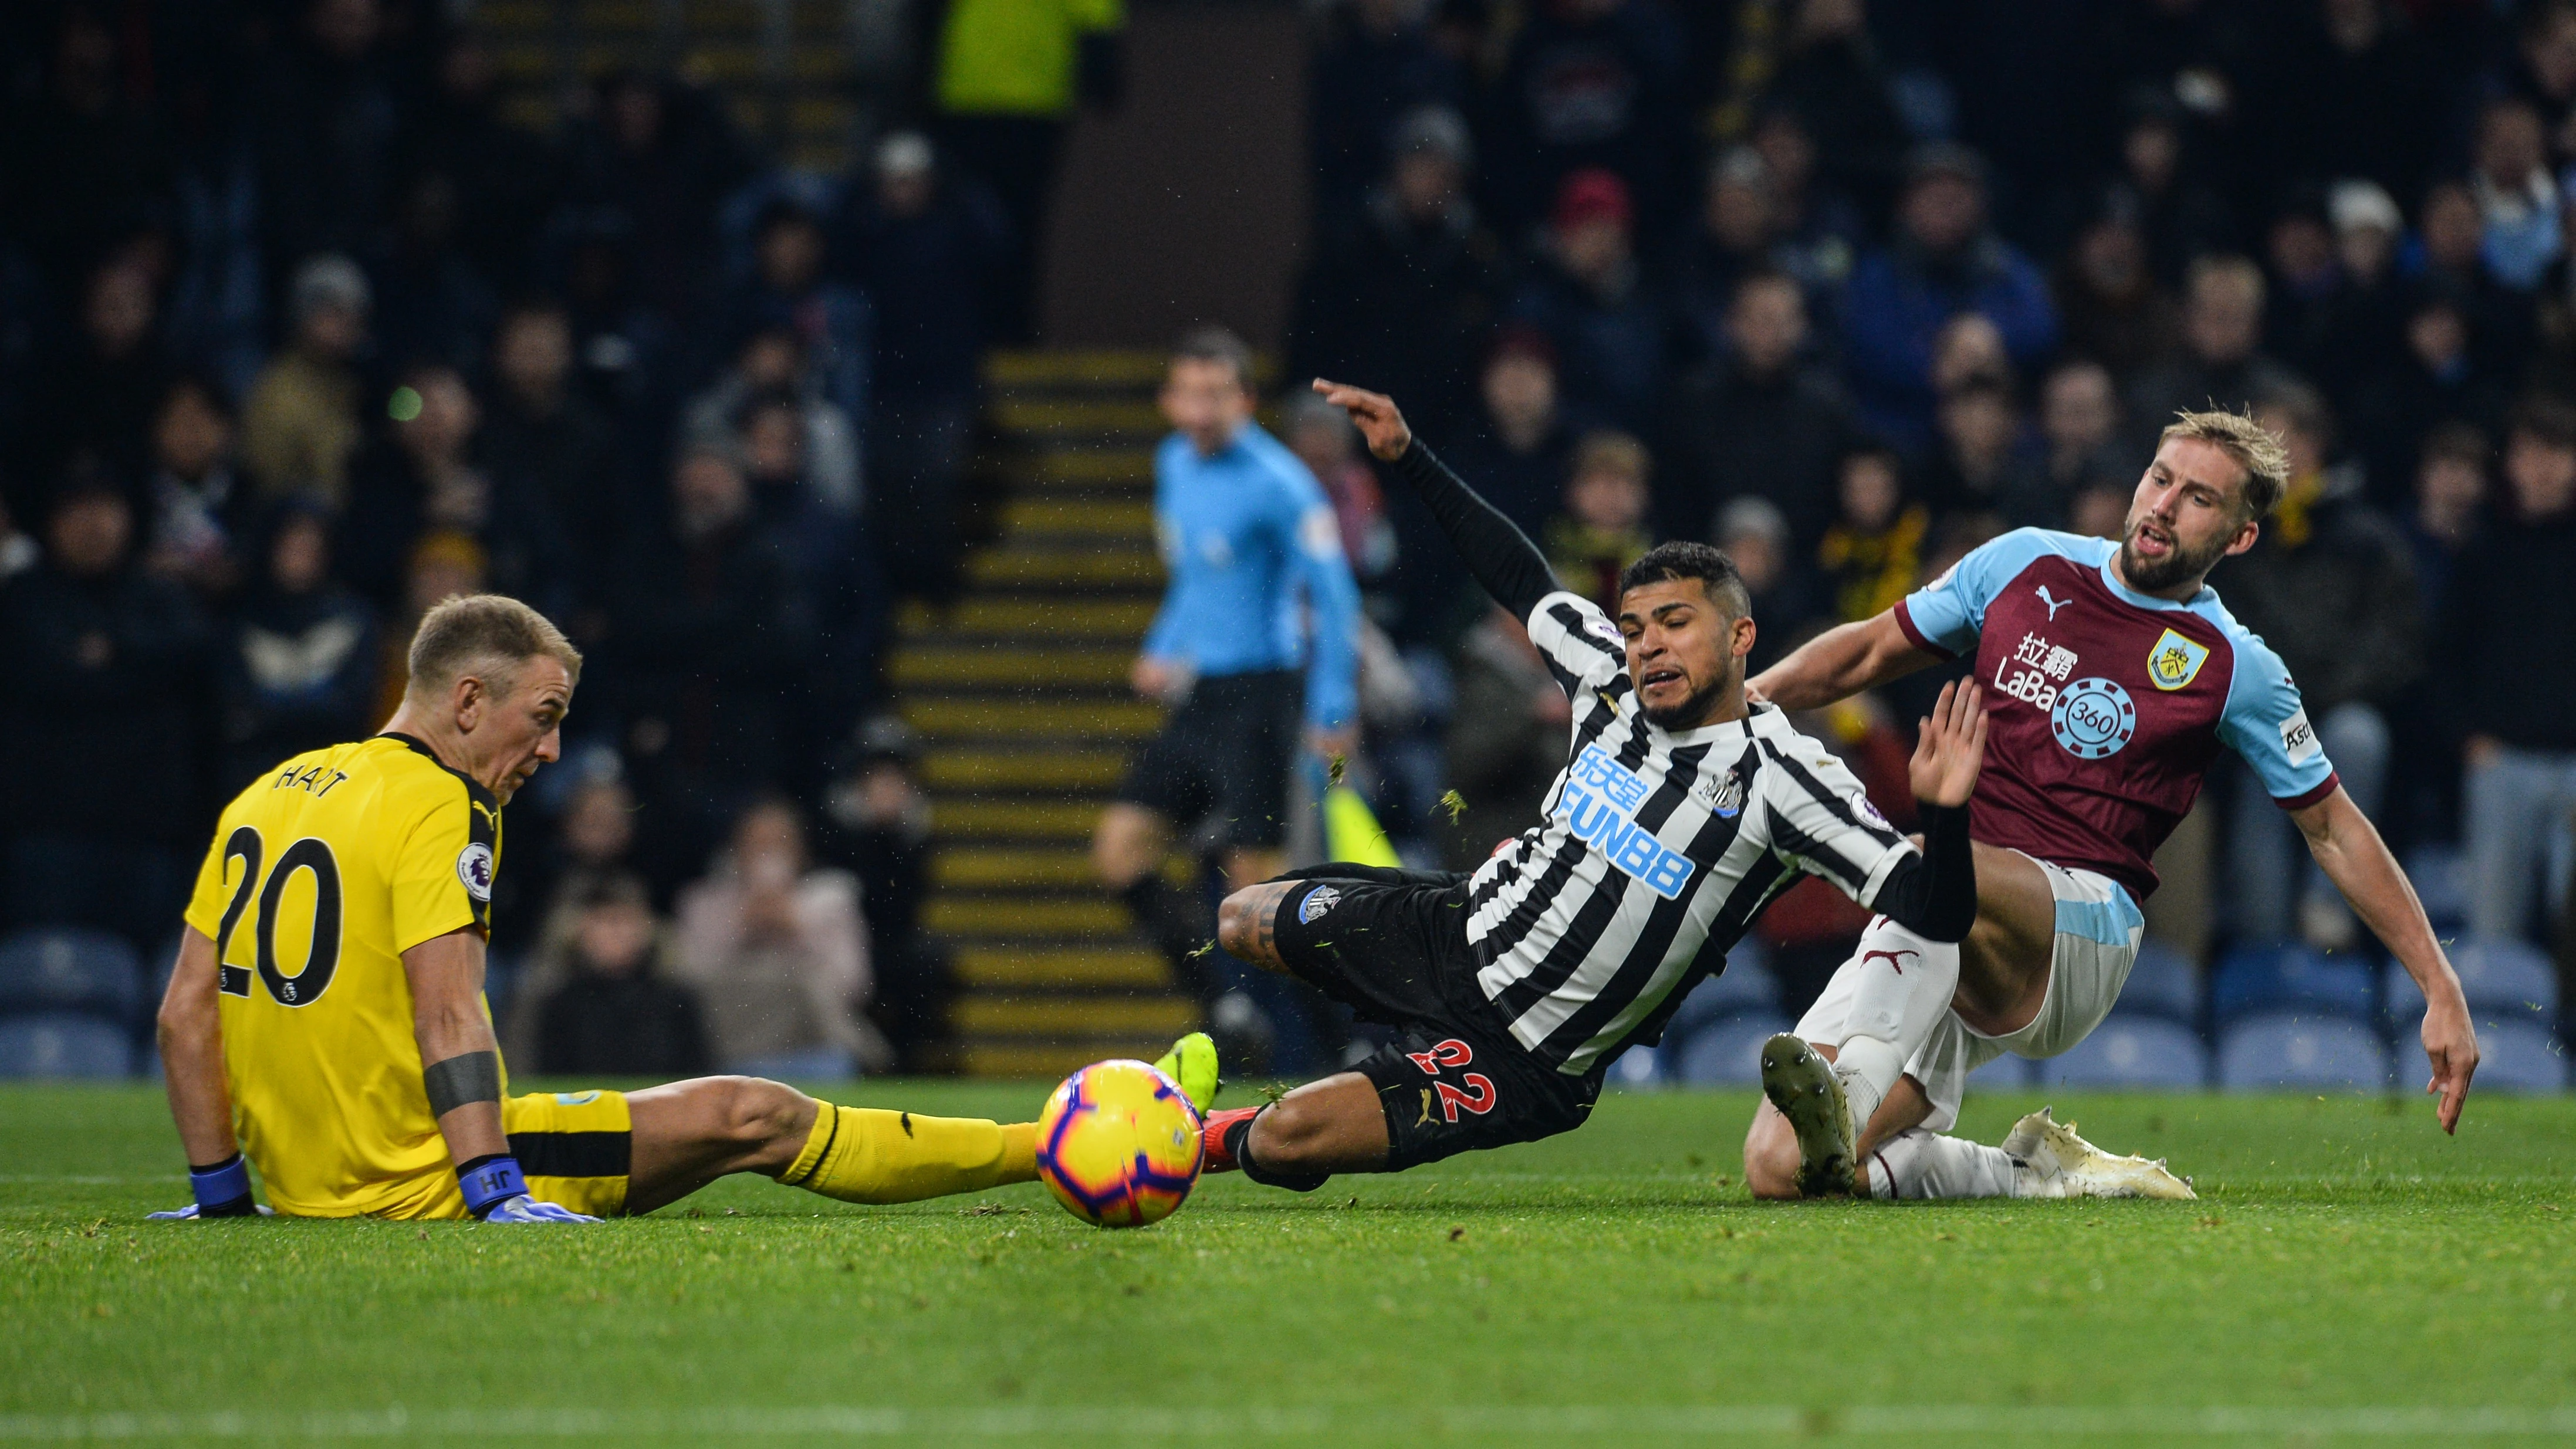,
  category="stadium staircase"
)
[890,352,1202,1077]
